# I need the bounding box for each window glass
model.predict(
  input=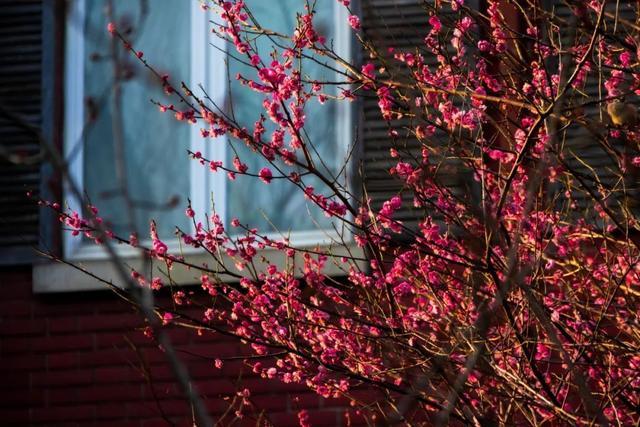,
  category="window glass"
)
[226,0,343,234]
[82,0,191,239]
